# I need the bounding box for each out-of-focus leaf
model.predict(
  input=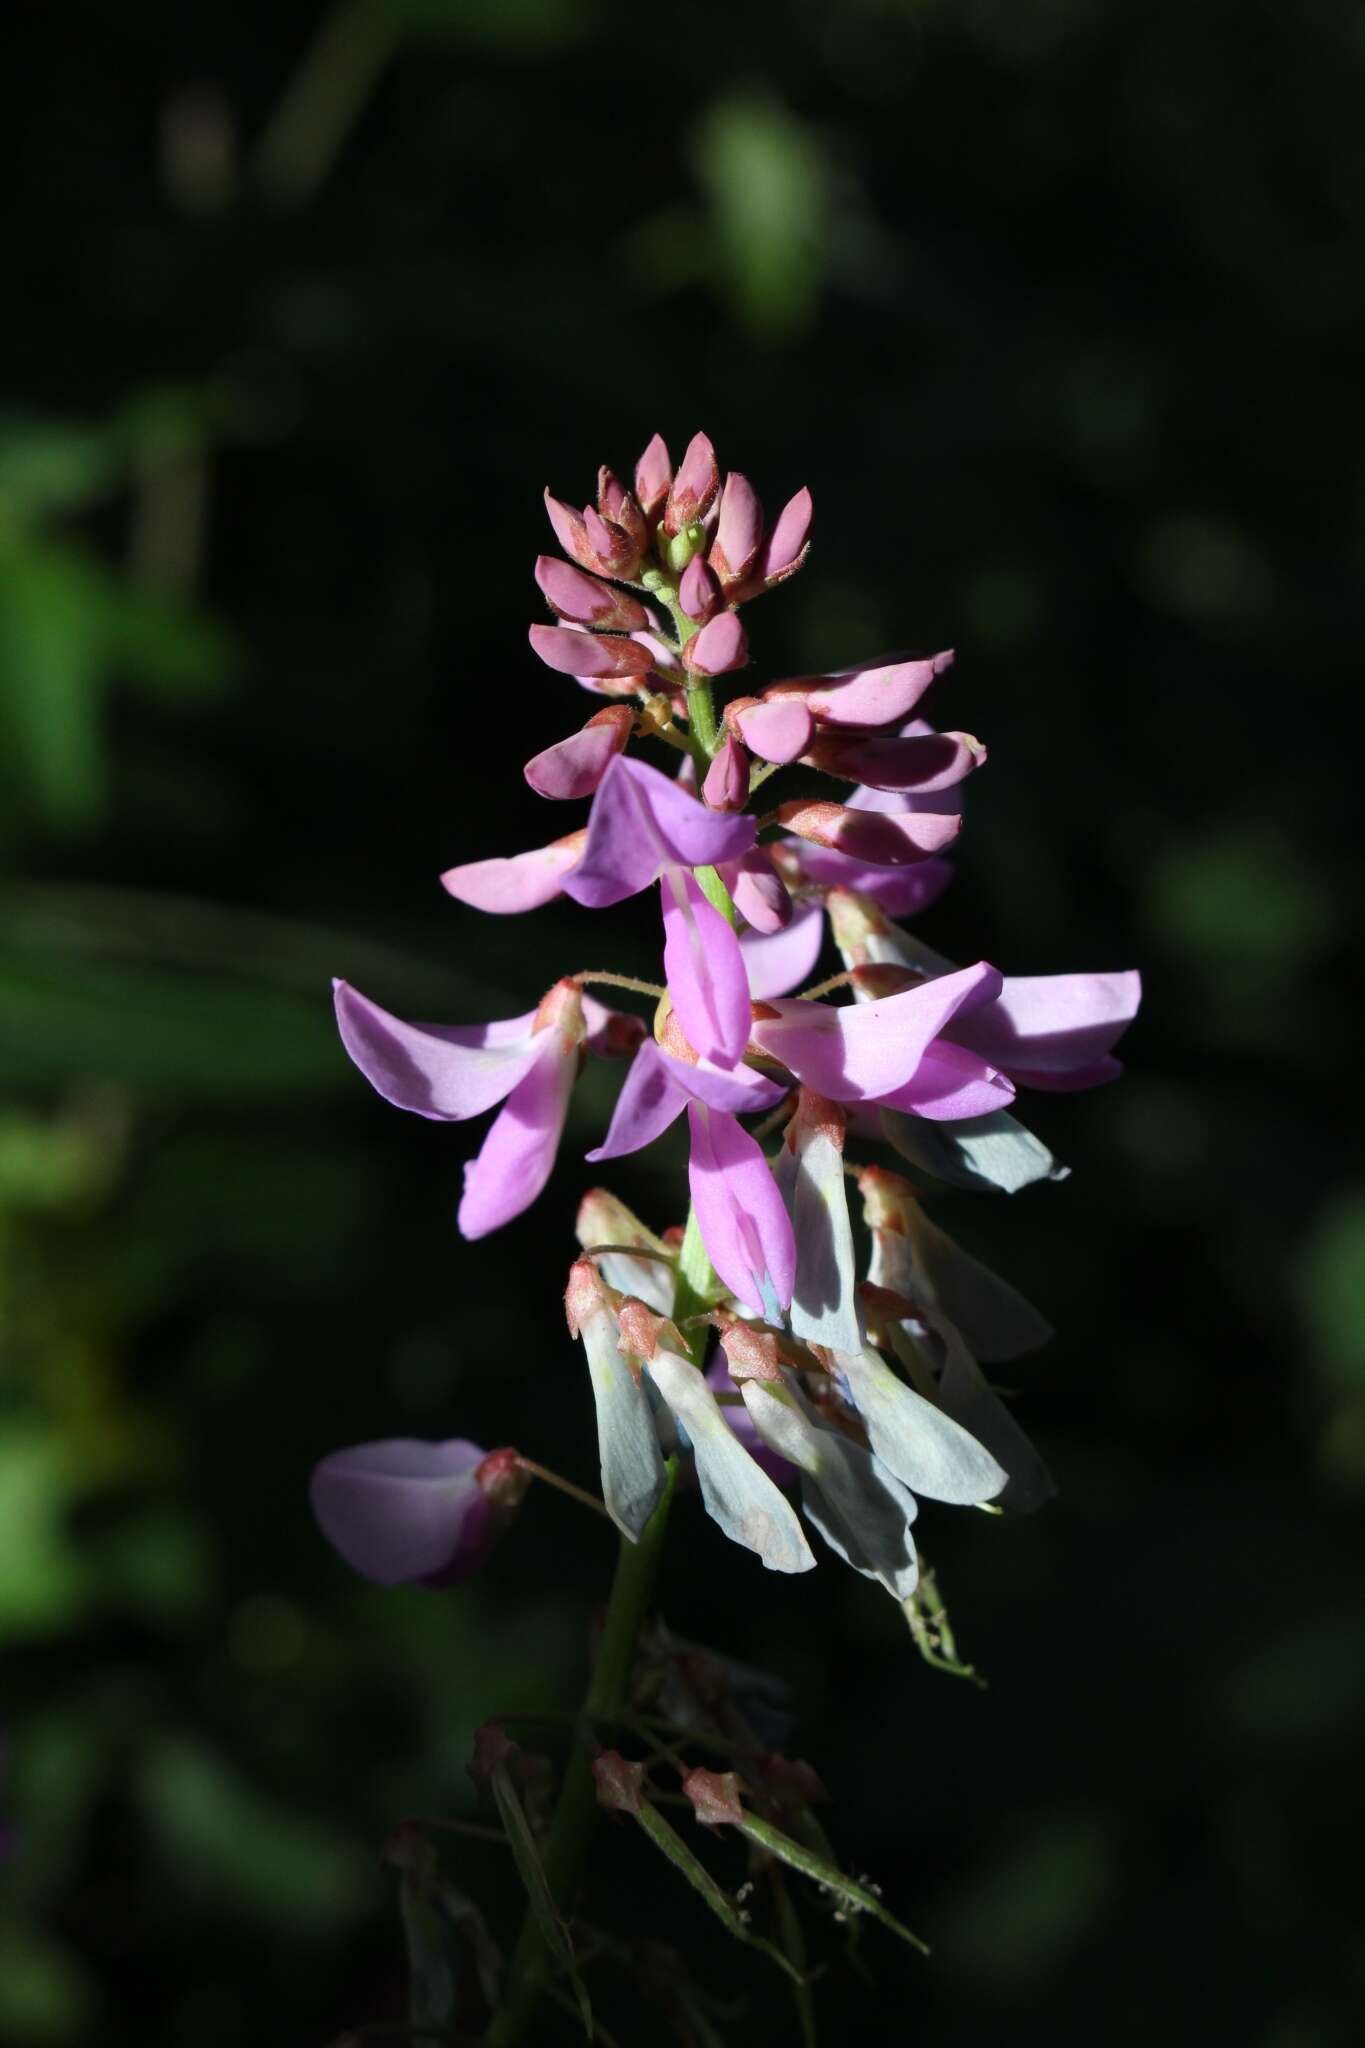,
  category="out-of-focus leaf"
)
[0,545,105,827]
[0,1917,98,2043]
[1298,1191,1365,1395]
[691,97,833,337]
[137,1737,368,1932]
[0,418,120,522]
[0,1429,85,1638]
